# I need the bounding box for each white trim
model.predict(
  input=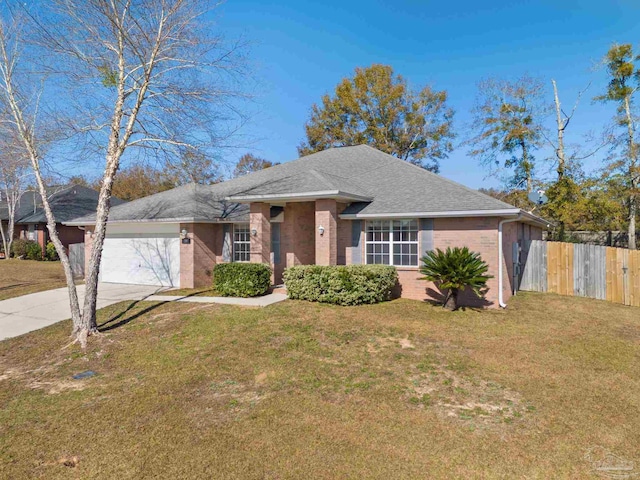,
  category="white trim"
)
[232,223,251,262]
[340,209,549,228]
[341,209,520,219]
[63,217,243,226]
[364,219,419,267]
[226,190,373,203]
